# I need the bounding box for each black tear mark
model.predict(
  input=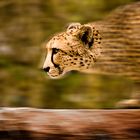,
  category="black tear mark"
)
[51,50,62,74]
